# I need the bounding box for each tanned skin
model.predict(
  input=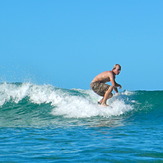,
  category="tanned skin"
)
[91,64,122,106]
